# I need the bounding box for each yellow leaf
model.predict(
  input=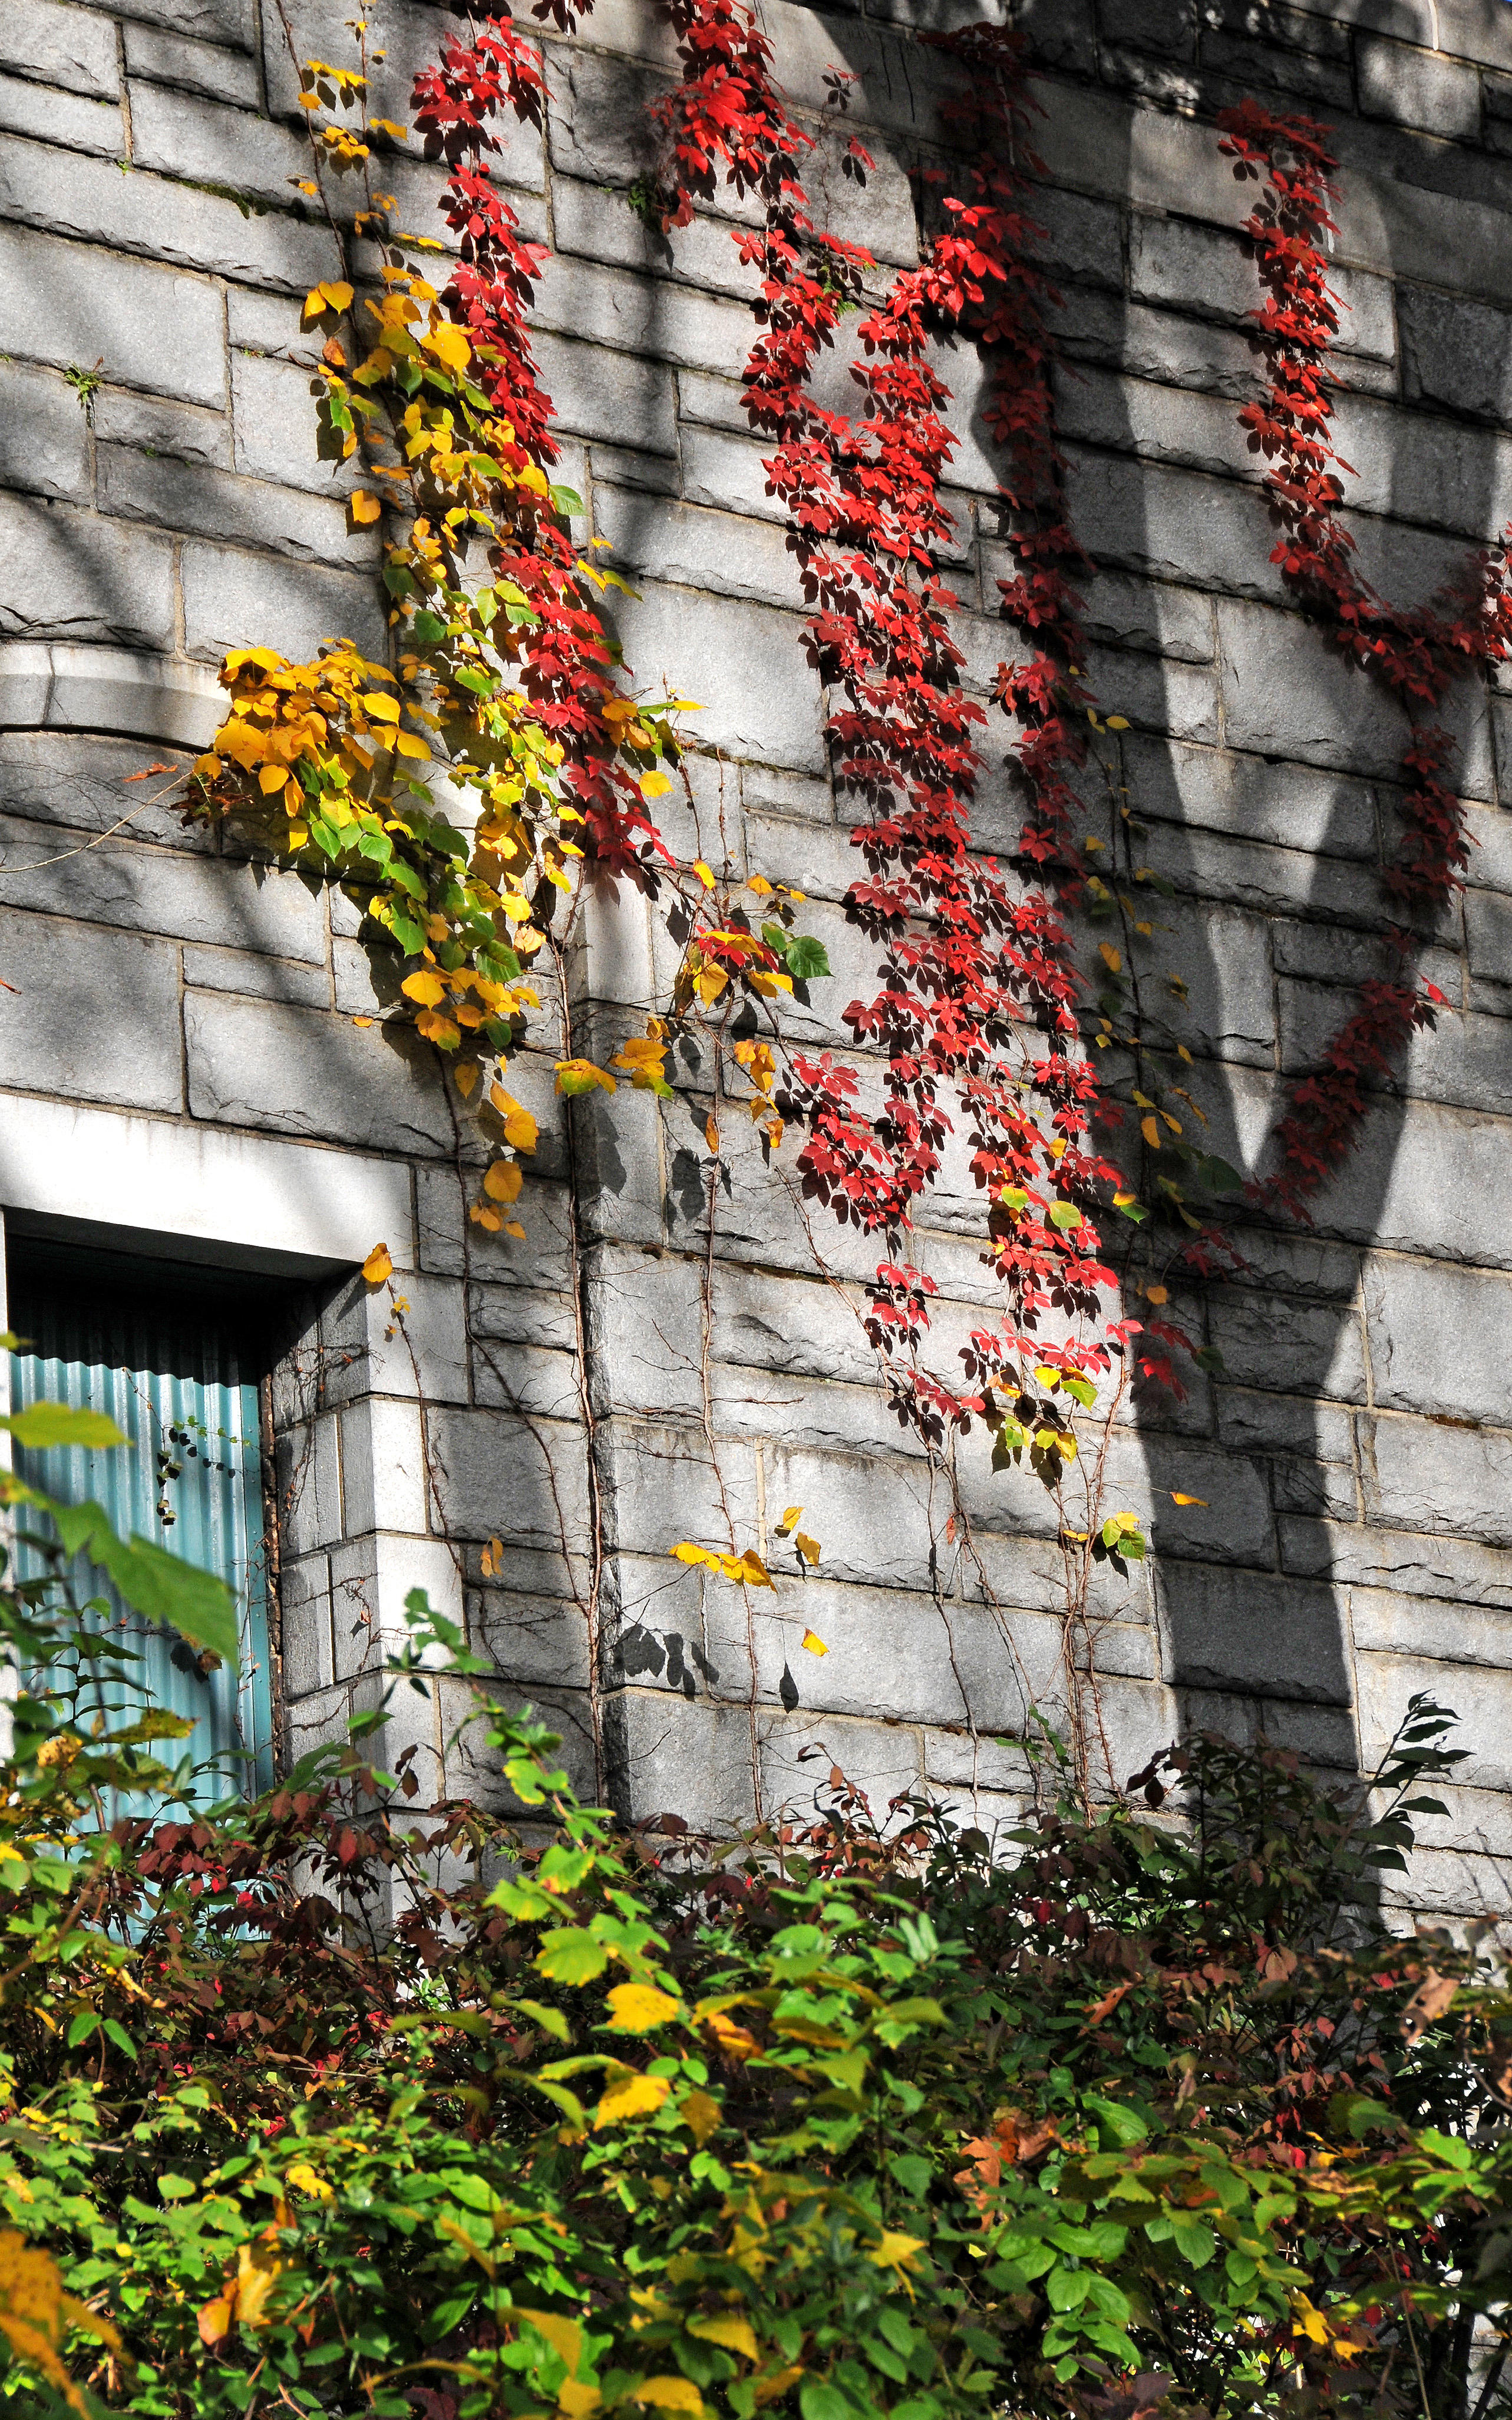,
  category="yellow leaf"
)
[693,859,716,890]
[778,1506,801,1533]
[401,969,447,1007]
[1107,714,1130,730]
[687,2315,759,2363]
[1098,942,1121,973]
[351,490,382,524]
[801,1628,827,1656]
[362,1243,394,1285]
[560,2384,603,2420]
[321,279,354,312]
[0,2230,120,2418]
[672,1541,714,1570]
[417,1008,460,1047]
[1140,1115,1160,1150]
[1170,1492,1209,1508]
[594,2069,672,2128]
[471,1204,503,1231]
[285,2160,334,2202]
[454,1062,478,1097]
[517,2309,584,2375]
[393,729,433,759]
[605,1982,682,2033]
[678,2087,721,2145]
[694,964,729,1004]
[704,1116,719,1153]
[869,2230,926,2274]
[505,1219,526,1238]
[233,2237,289,2332]
[635,2379,704,2416]
[794,1534,821,1567]
[426,320,471,372]
[740,1548,775,1590]
[1144,1284,1168,1305]
[1113,1190,1140,1209]
[642,769,672,798]
[484,1160,524,1204]
[752,2368,804,2408]
[491,1088,539,1153]
[257,764,289,793]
